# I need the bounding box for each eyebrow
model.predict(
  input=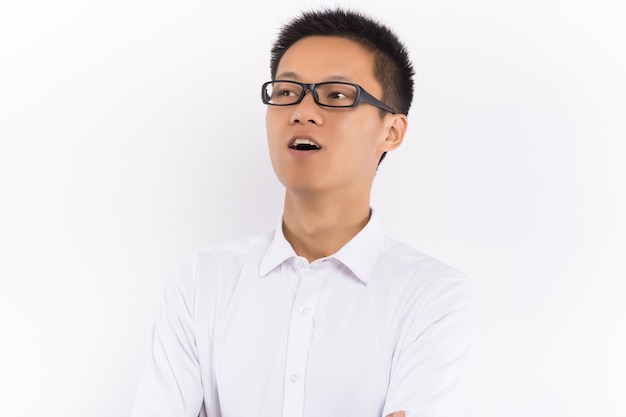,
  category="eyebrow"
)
[275,71,300,80]
[275,72,354,83]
